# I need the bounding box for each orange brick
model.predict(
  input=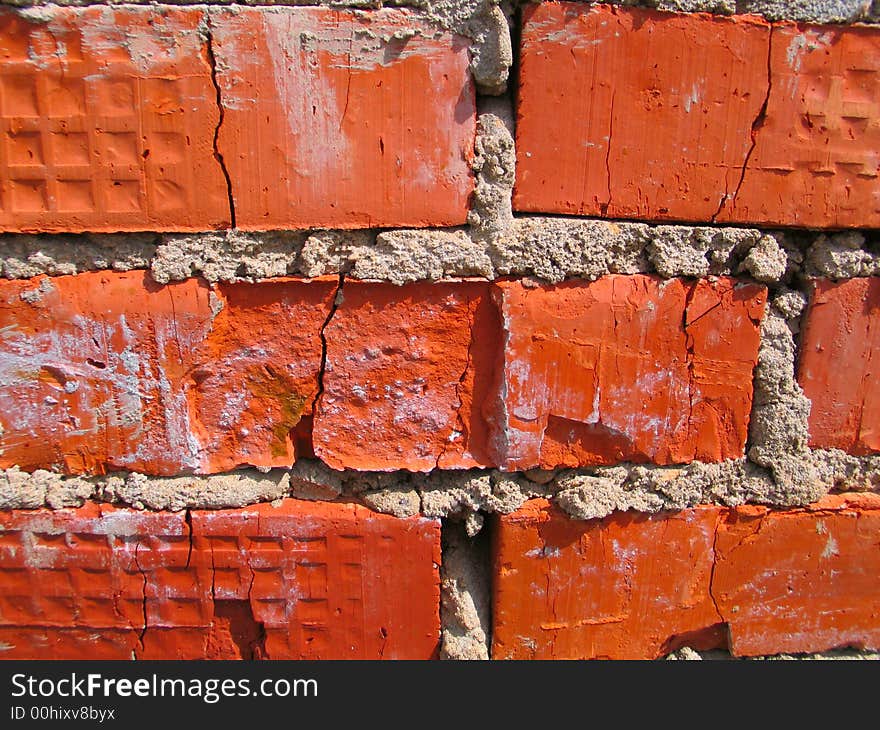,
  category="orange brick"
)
[514,3,880,228]
[713,494,880,656]
[718,22,880,228]
[495,276,765,470]
[493,495,880,659]
[798,277,880,454]
[0,273,335,475]
[0,500,441,659]
[211,7,475,229]
[491,500,725,659]
[0,7,230,233]
[313,281,500,471]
